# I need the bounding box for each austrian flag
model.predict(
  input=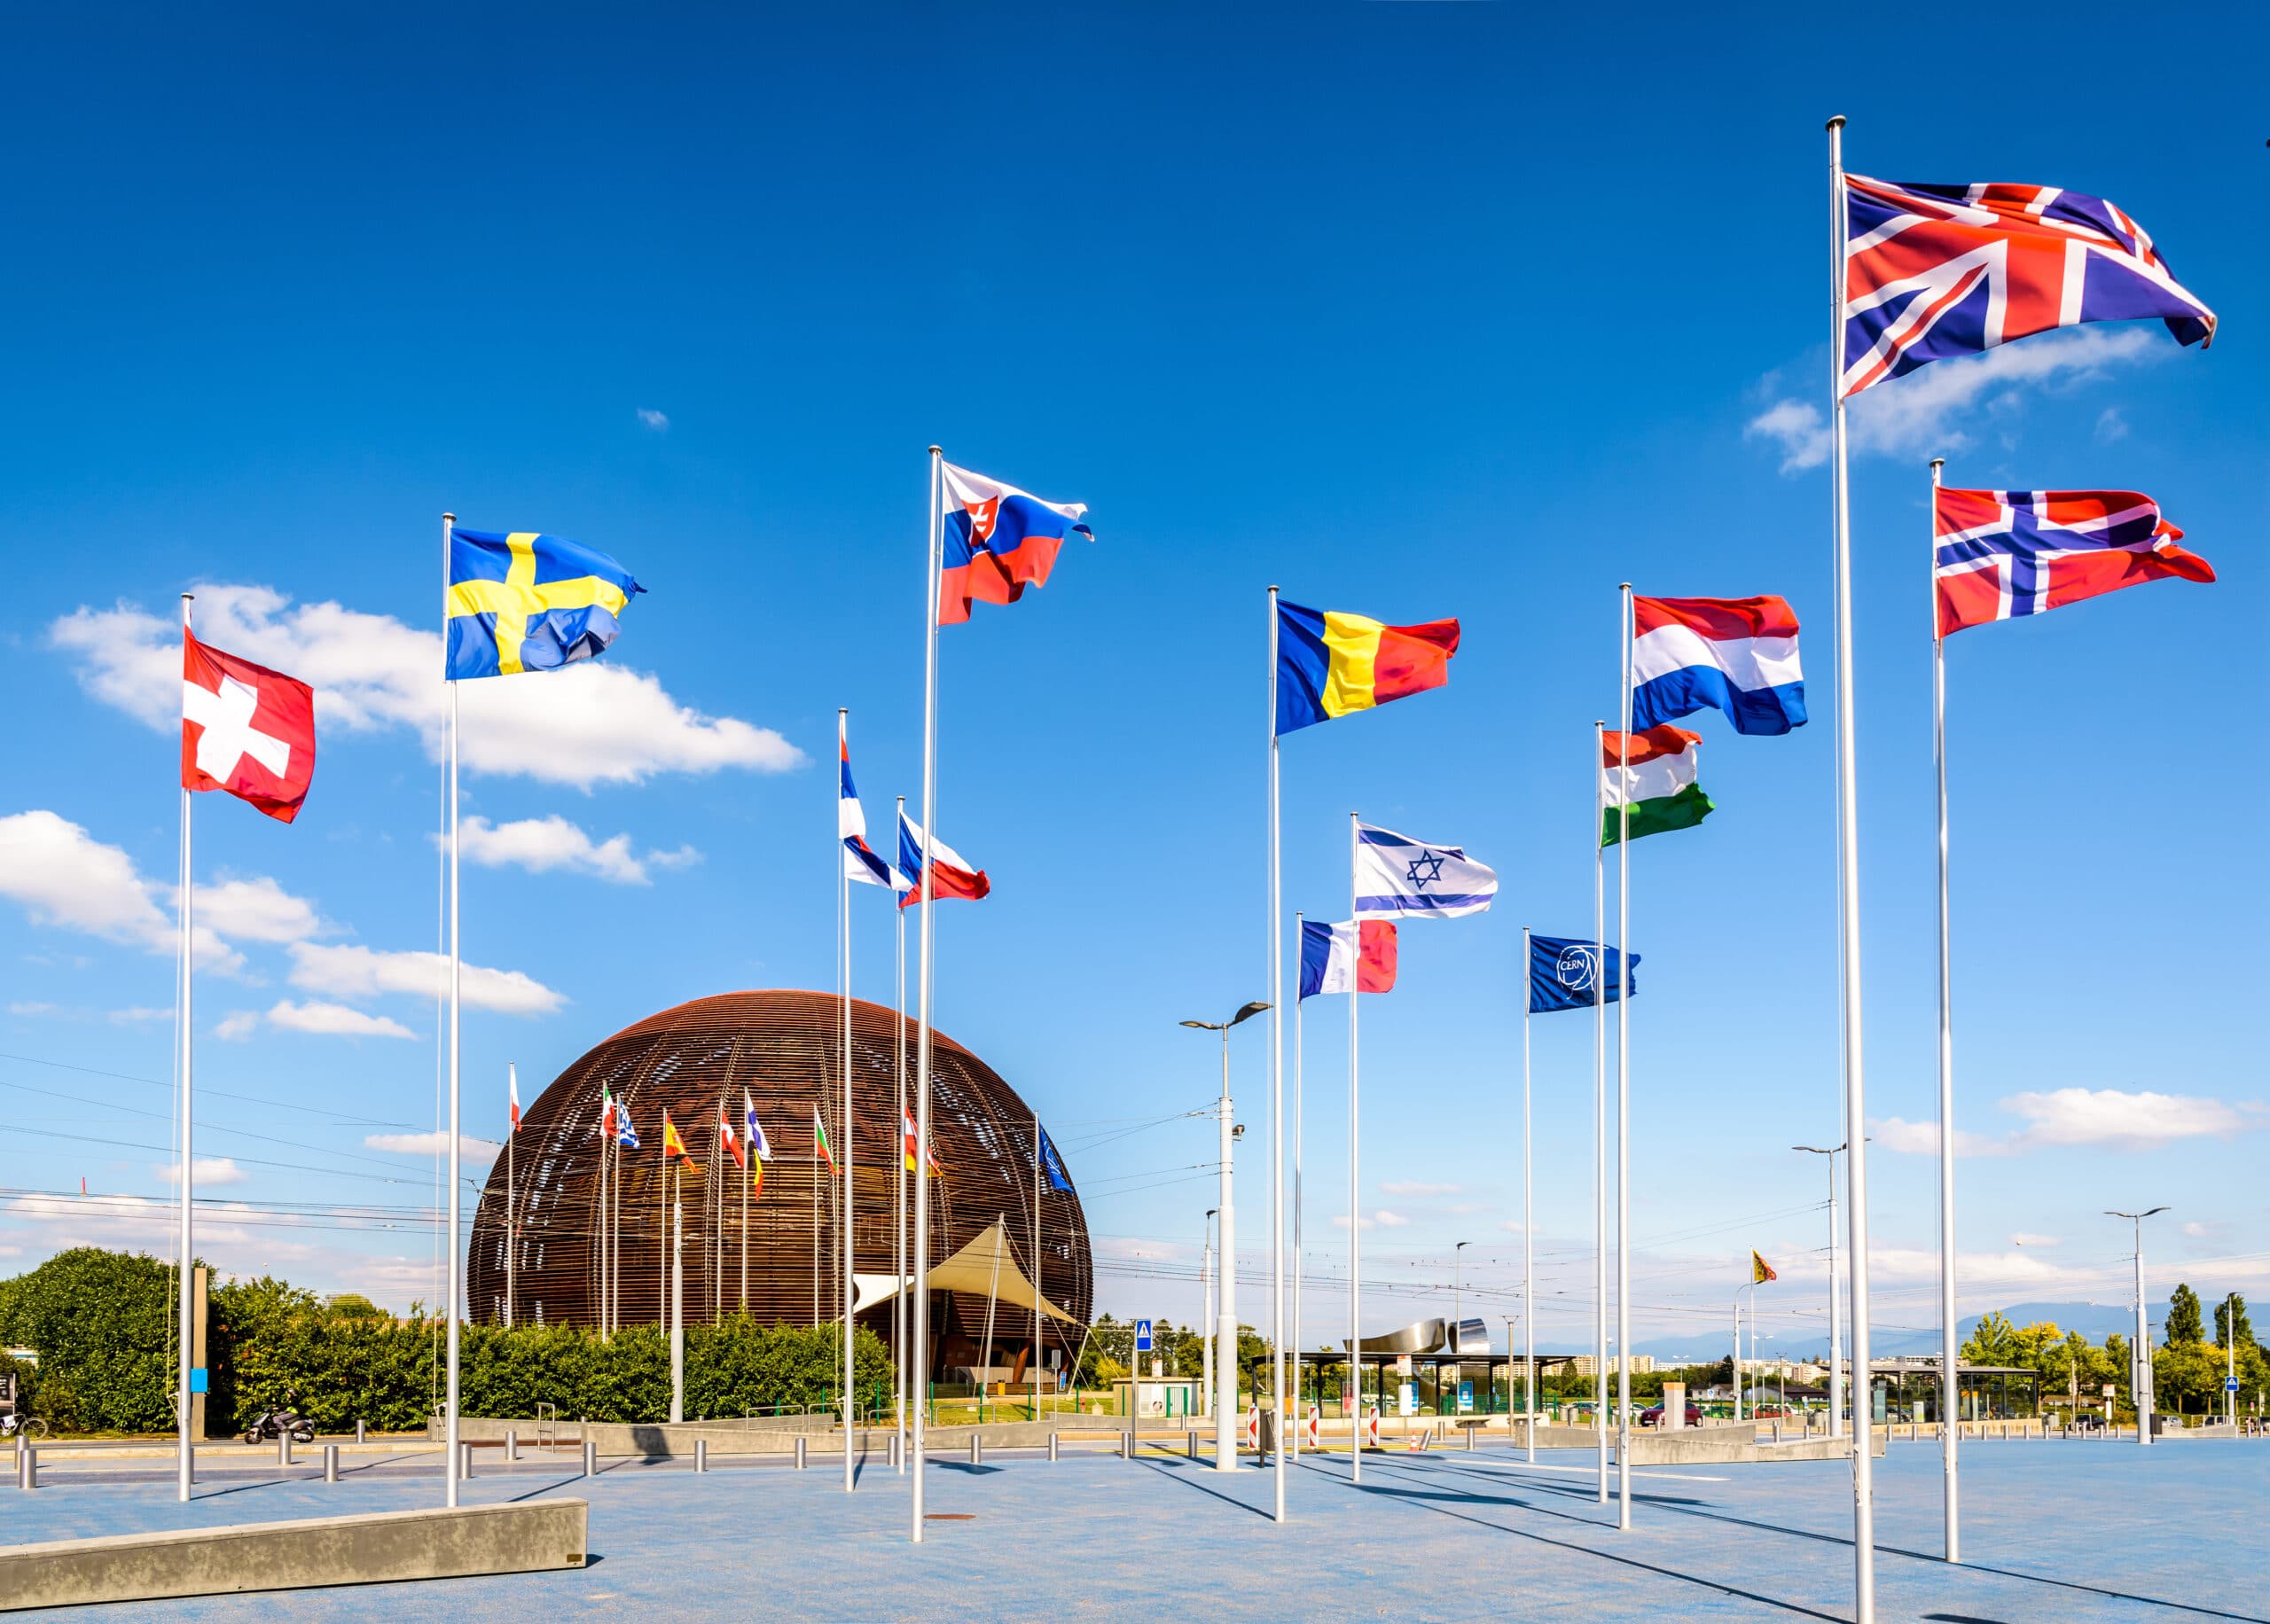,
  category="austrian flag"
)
[183,628,317,823]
